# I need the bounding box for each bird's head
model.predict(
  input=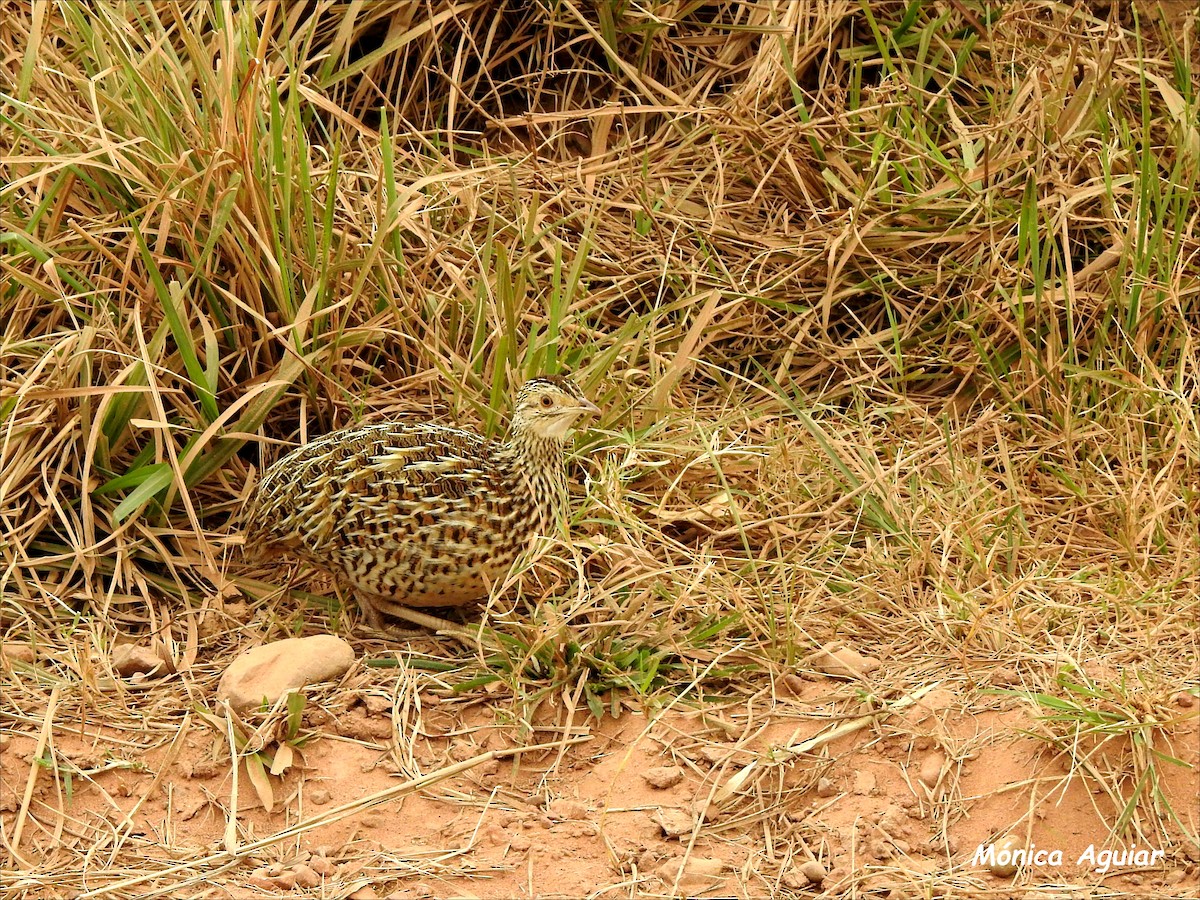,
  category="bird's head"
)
[510,375,600,441]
